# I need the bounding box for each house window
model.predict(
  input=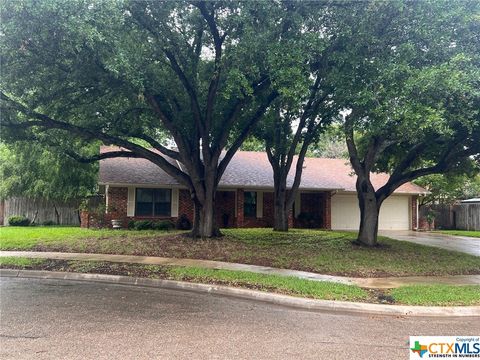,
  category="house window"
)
[244,191,257,217]
[135,188,171,217]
